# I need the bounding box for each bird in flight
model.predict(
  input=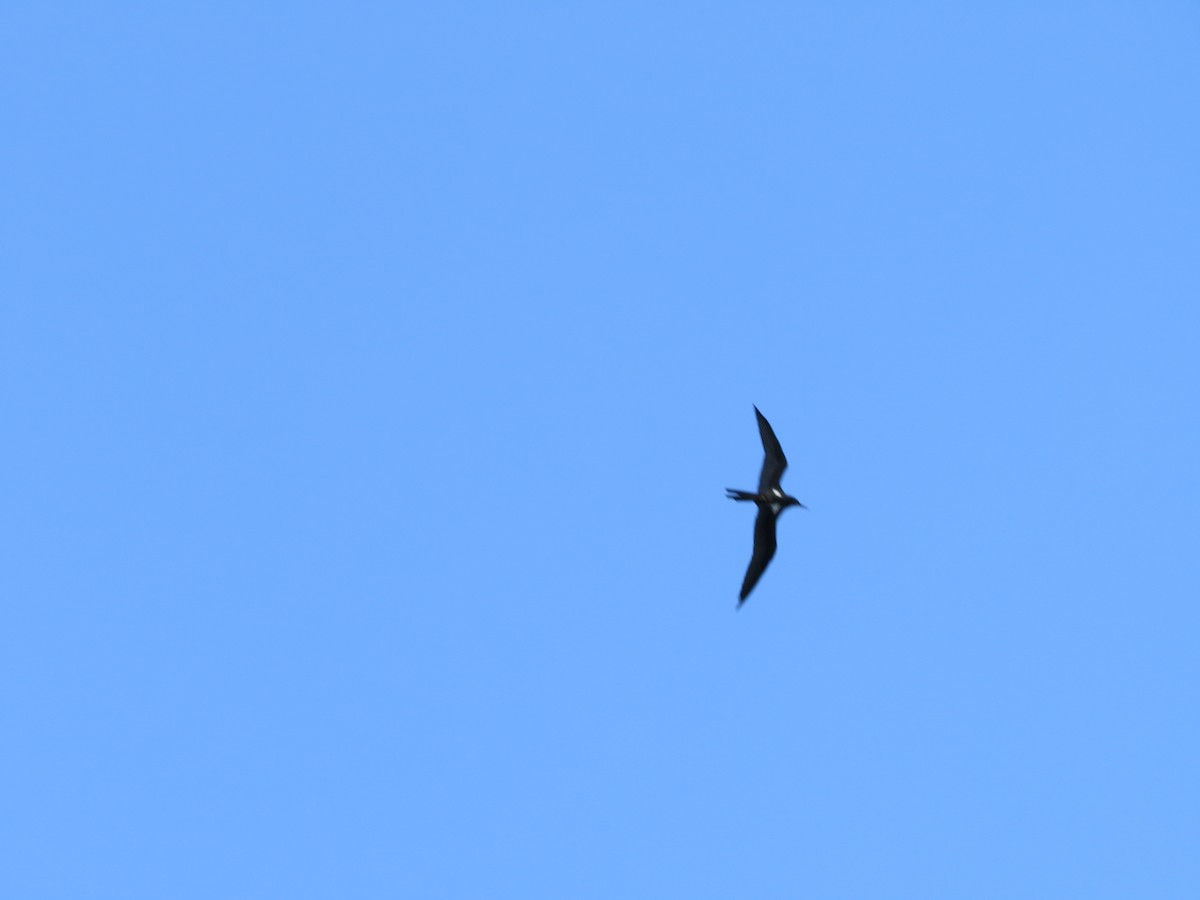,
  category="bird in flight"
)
[726,406,806,606]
